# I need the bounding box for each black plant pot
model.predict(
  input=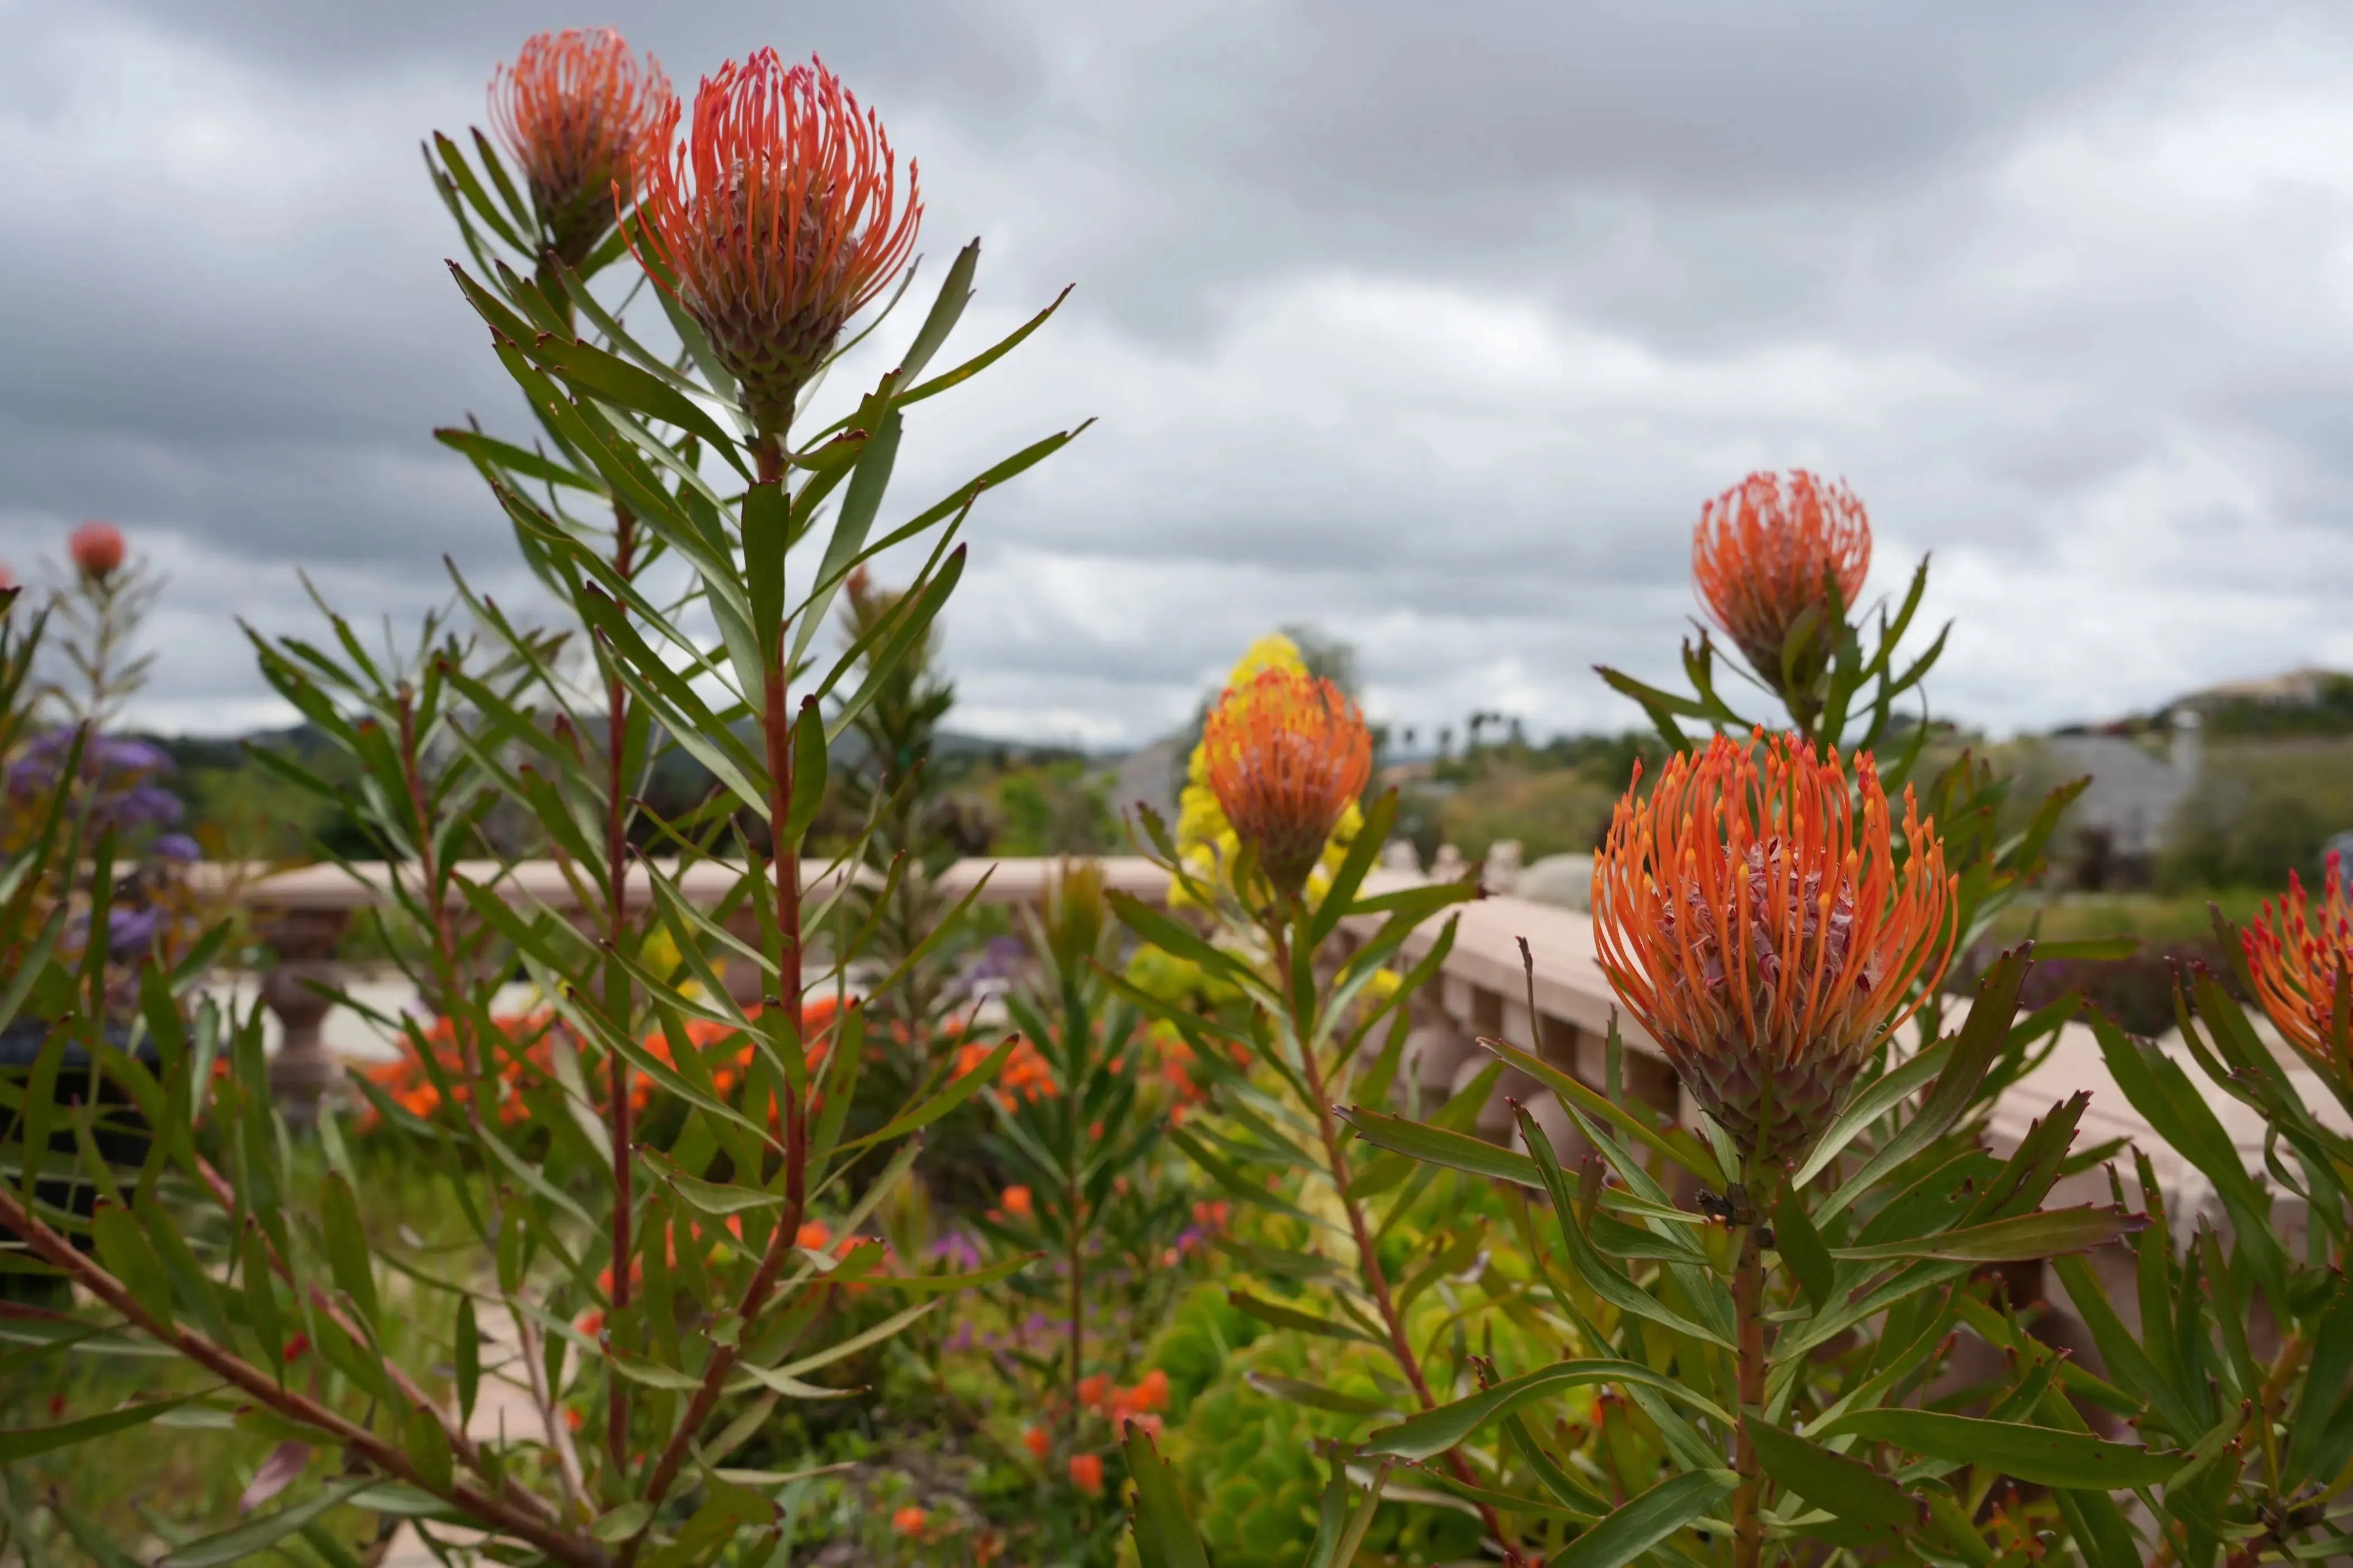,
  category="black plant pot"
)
[0,1019,156,1305]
